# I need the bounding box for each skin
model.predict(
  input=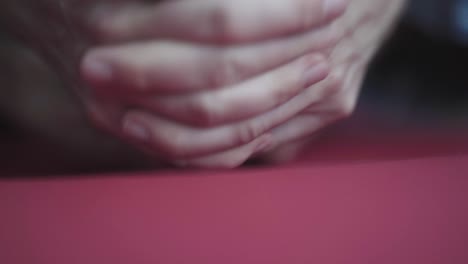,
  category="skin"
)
[81,0,350,167]
[0,0,406,169]
[262,0,407,163]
